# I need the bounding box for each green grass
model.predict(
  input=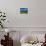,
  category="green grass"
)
[20,11,28,14]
